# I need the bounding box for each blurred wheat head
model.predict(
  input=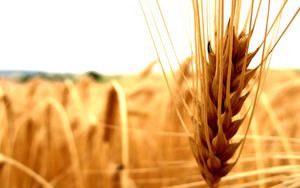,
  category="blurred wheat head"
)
[139,0,300,187]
